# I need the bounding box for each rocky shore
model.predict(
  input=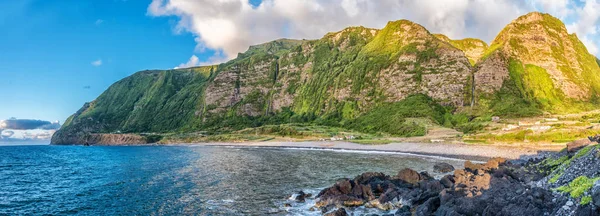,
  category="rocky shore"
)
[285,141,600,215]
